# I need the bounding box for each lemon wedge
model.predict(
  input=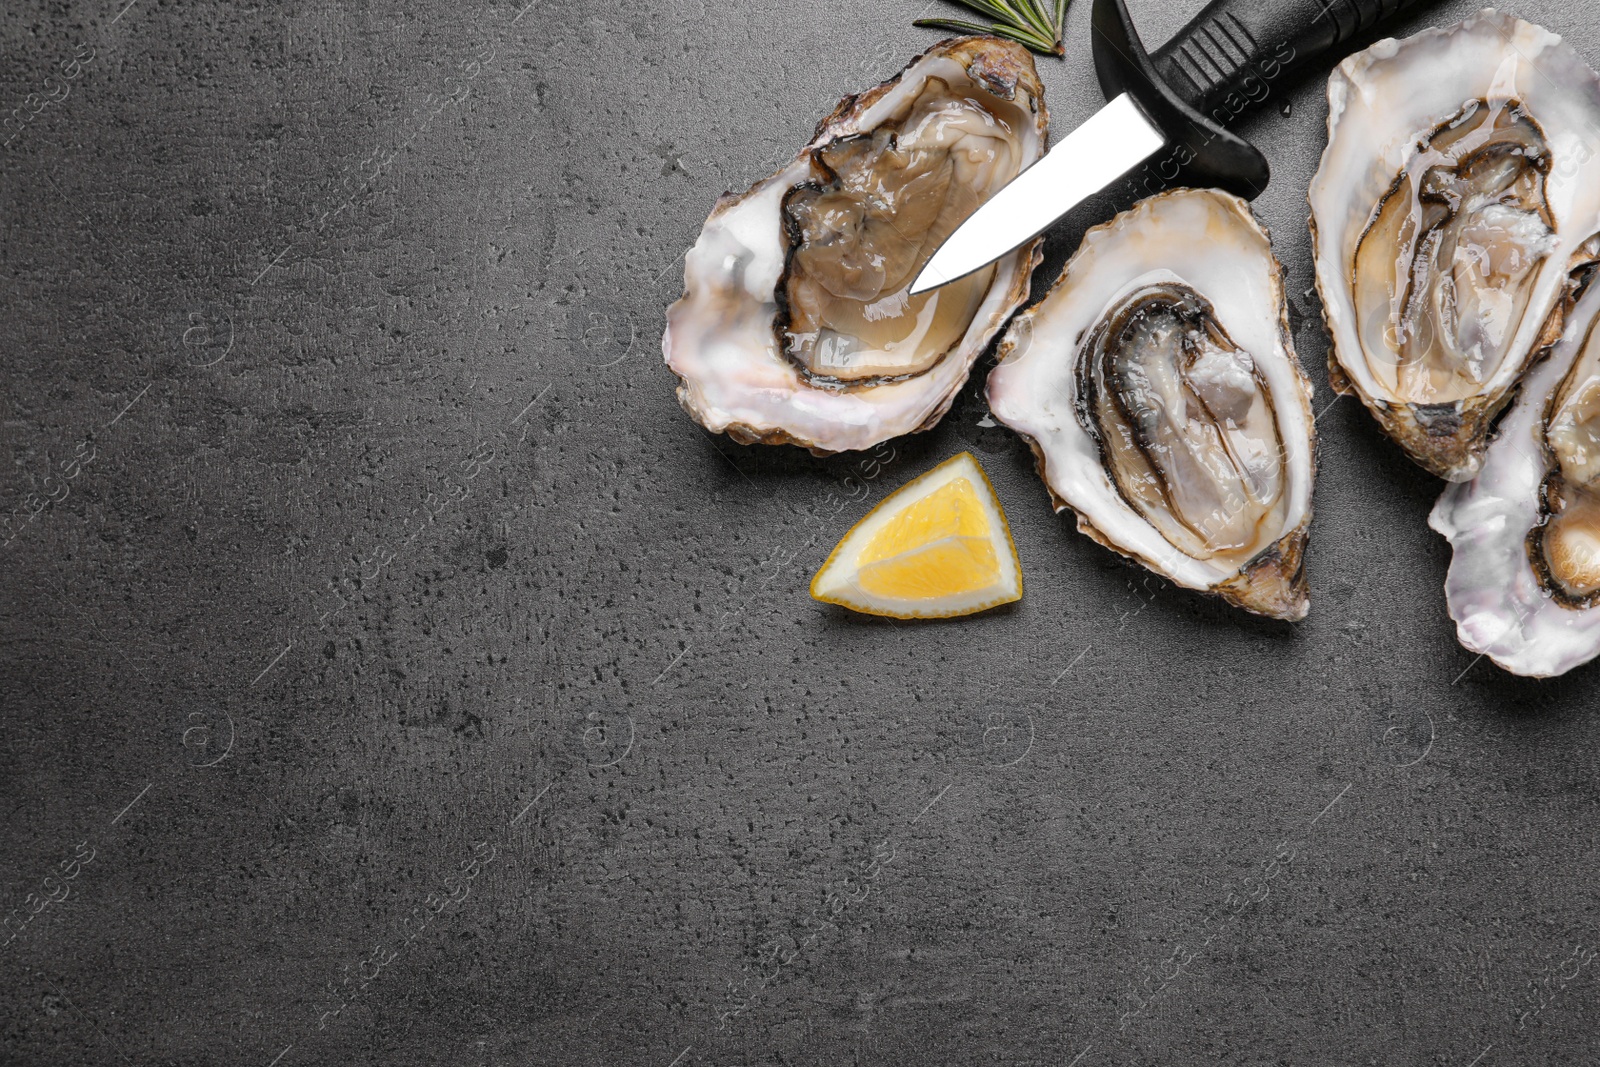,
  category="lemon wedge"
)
[810,452,1022,619]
